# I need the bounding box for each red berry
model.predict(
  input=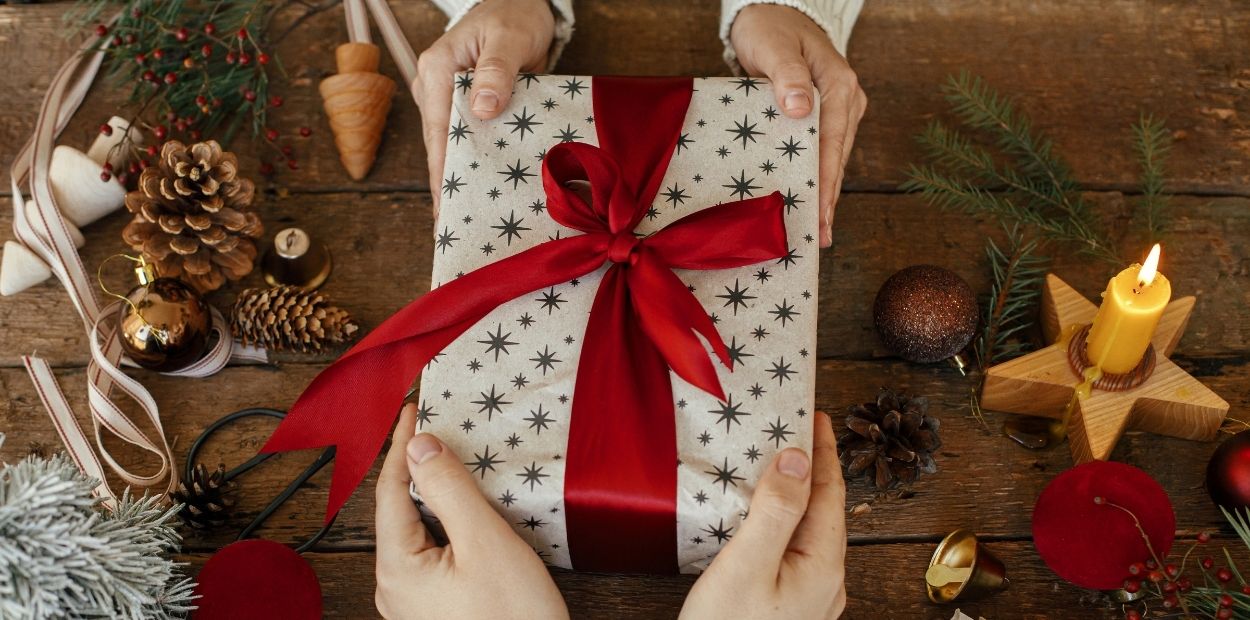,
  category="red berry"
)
[243,89,257,102]
[237,28,248,40]
[189,129,201,140]
[203,23,216,35]
[1123,579,1141,594]
[195,95,208,106]
[1221,593,1235,607]
[299,126,312,137]
[1148,570,1164,583]
[269,95,283,108]
[1125,611,1141,620]
[153,48,165,60]
[225,52,237,64]
[1199,531,1212,543]
[175,27,189,42]
[146,145,159,157]
[238,52,251,66]
[265,128,279,141]
[1165,564,1179,578]
[201,43,213,58]
[287,159,298,170]
[1128,562,1145,576]
[1162,580,1177,593]
[1180,577,1194,592]
[111,36,123,47]
[135,52,147,64]
[140,159,151,170]
[1218,567,1234,583]
[129,162,140,175]
[99,123,114,136]
[1204,557,1217,569]
[1218,609,1234,620]
[1163,594,1179,609]
[99,171,112,182]
[258,52,271,65]
[1242,584,1250,594]
[174,119,188,132]
[154,125,168,141]
[116,172,129,185]
[102,162,113,172]
[281,145,293,156]
[94,24,108,37]
[259,162,275,176]
[163,72,177,85]
[124,33,136,44]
